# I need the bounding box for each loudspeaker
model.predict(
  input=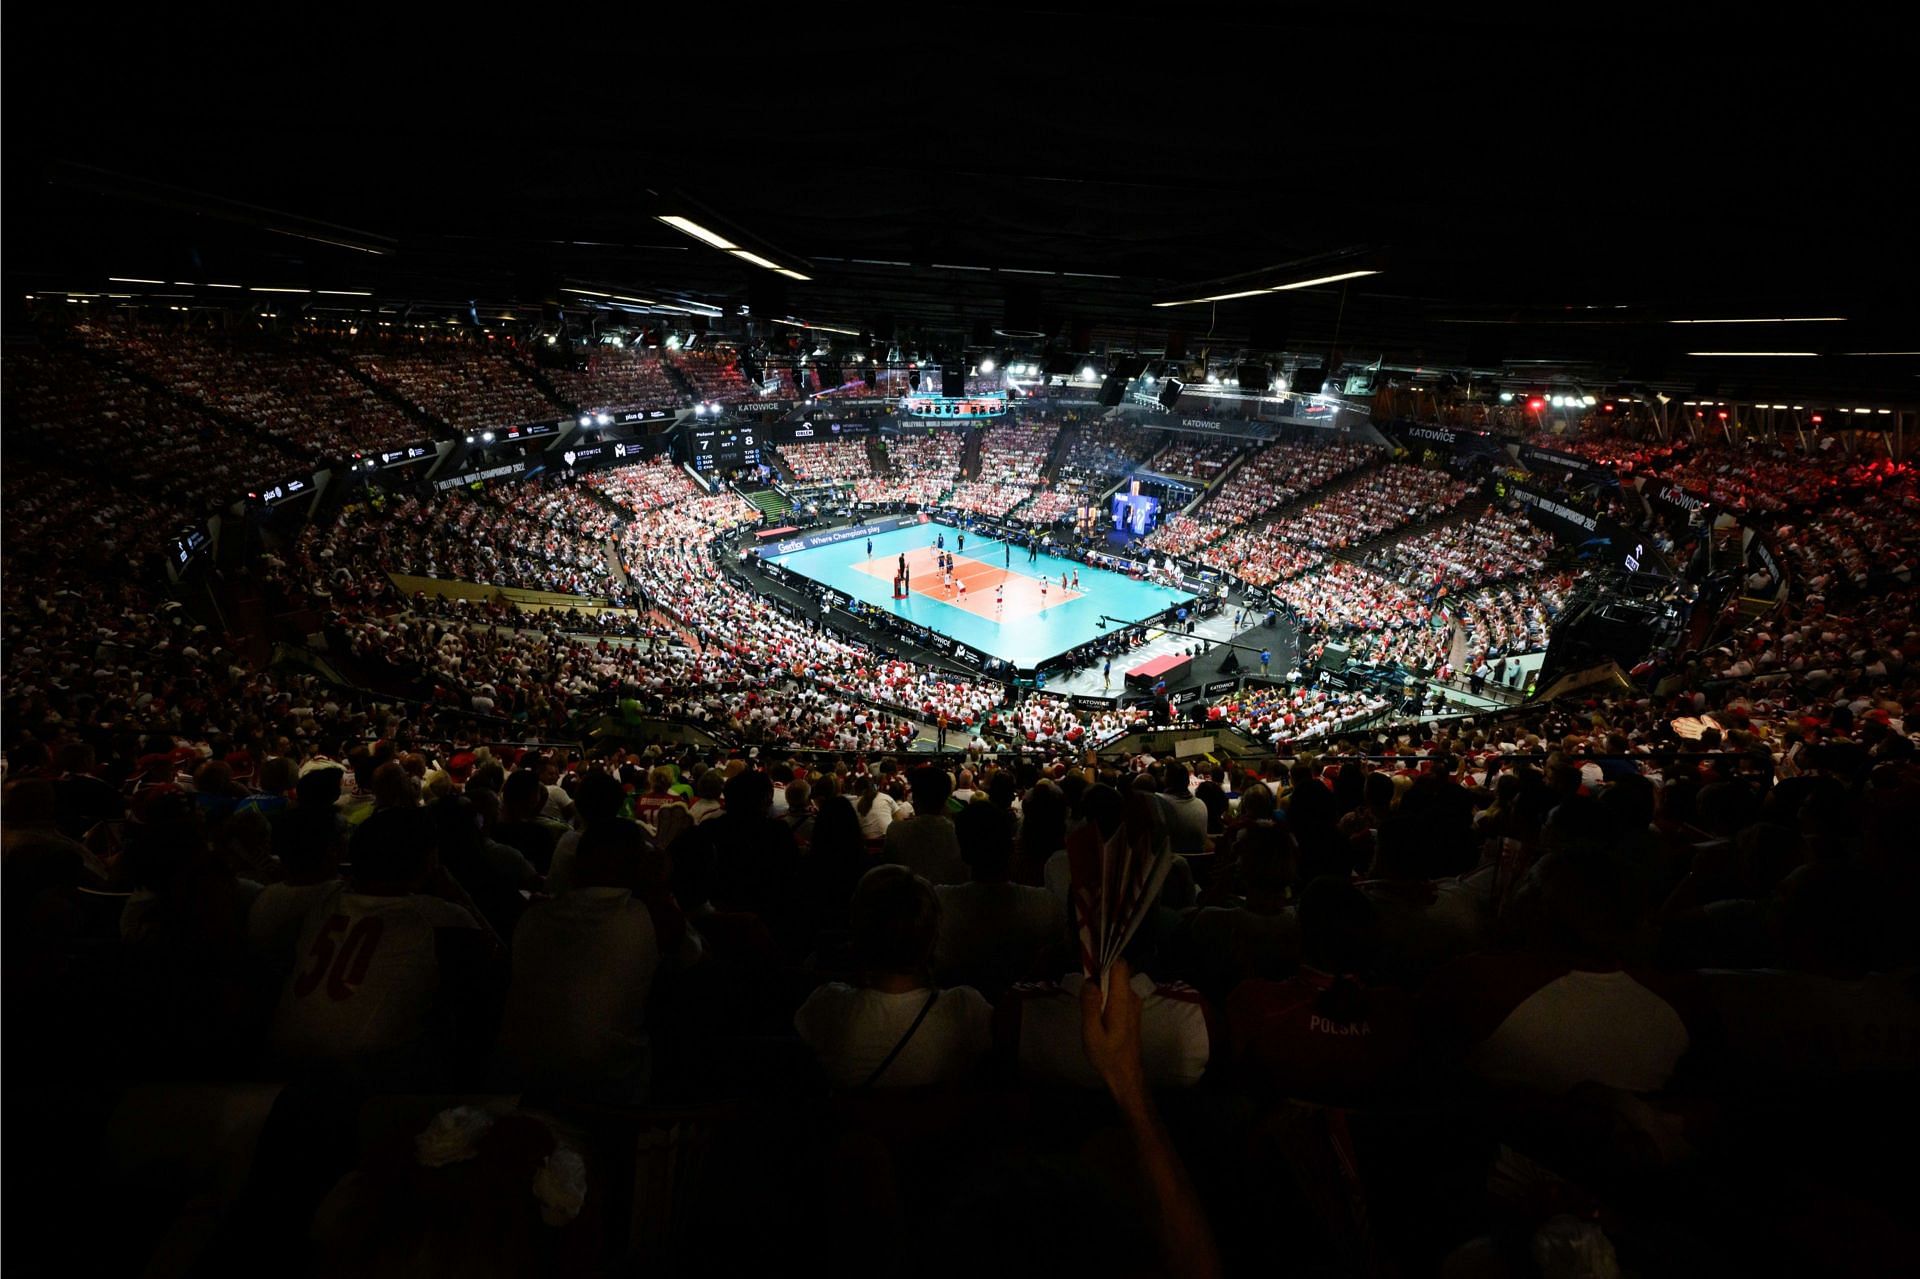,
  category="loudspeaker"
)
[1318,641,1350,673]
[1219,650,1241,674]
[1157,377,1184,411]
[1293,365,1326,395]
[1098,374,1127,406]
[1237,363,1270,393]
[942,361,967,396]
